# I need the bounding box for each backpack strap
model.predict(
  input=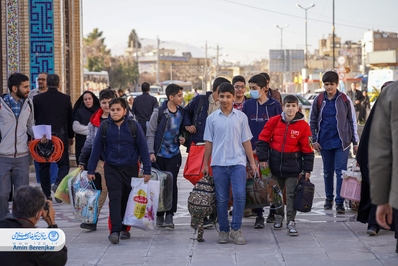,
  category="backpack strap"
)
[100,118,137,146]
[317,91,349,111]
[193,95,205,127]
